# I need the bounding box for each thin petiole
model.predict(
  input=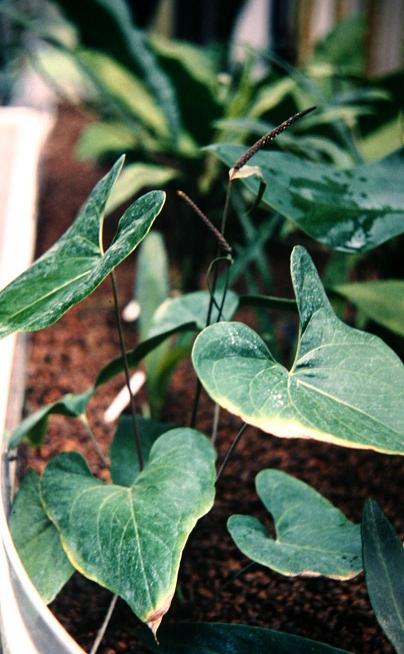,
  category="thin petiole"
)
[221,562,257,590]
[189,181,234,429]
[110,271,144,471]
[79,415,109,467]
[216,423,248,483]
[89,593,118,654]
